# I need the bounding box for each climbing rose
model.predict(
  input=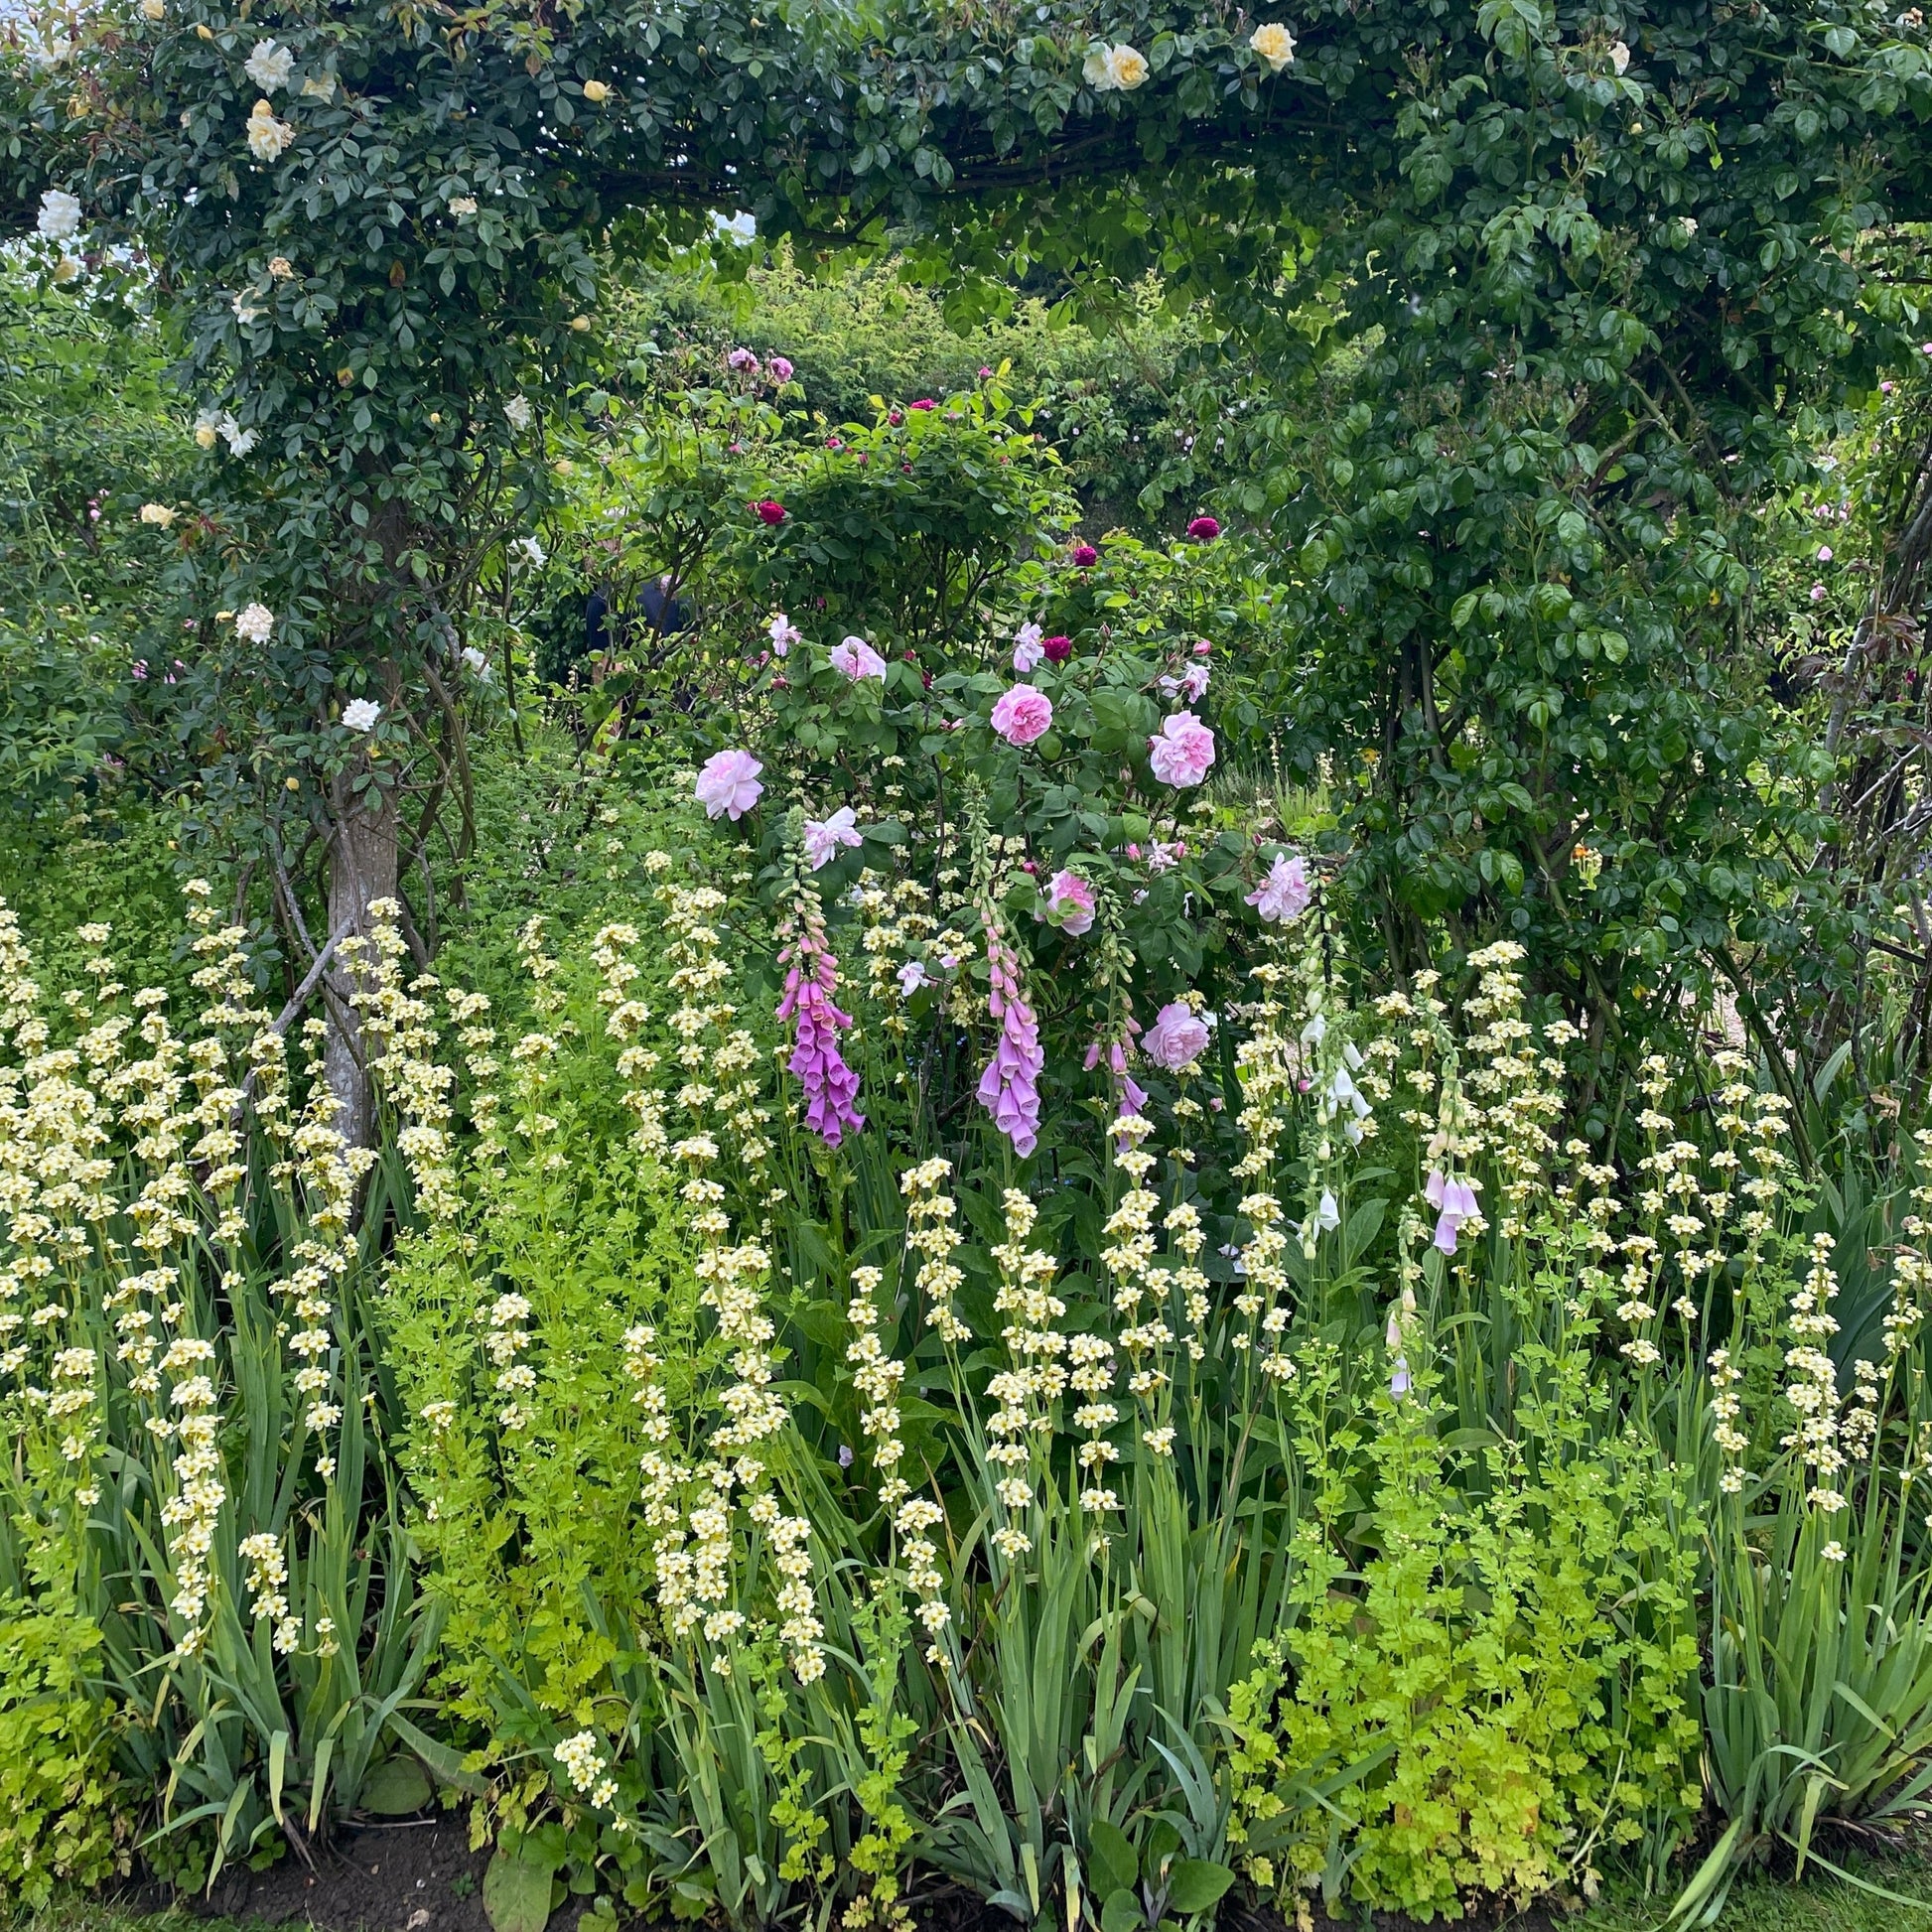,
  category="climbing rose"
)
[244,39,293,90]
[342,698,381,733]
[233,603,274,643]
[755,498,786,525]
[245,99,295,162]
[1246,853,1312,922]
[1249,23,1296,69]
[37,188,82,239]
[802,806,862,871]
[1148,711,1216,787]
[990,683,1053,747]
[1186,514,1220,541]
[1039,870,1095,936]
[1071,544,1099,567]
[1142,1002,1211,1071]
[829,636,888,680]
[694,749,764,820]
